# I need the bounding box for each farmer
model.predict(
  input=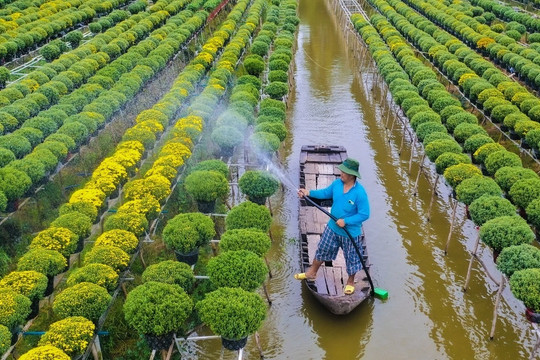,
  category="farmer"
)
[295,158,370,295]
